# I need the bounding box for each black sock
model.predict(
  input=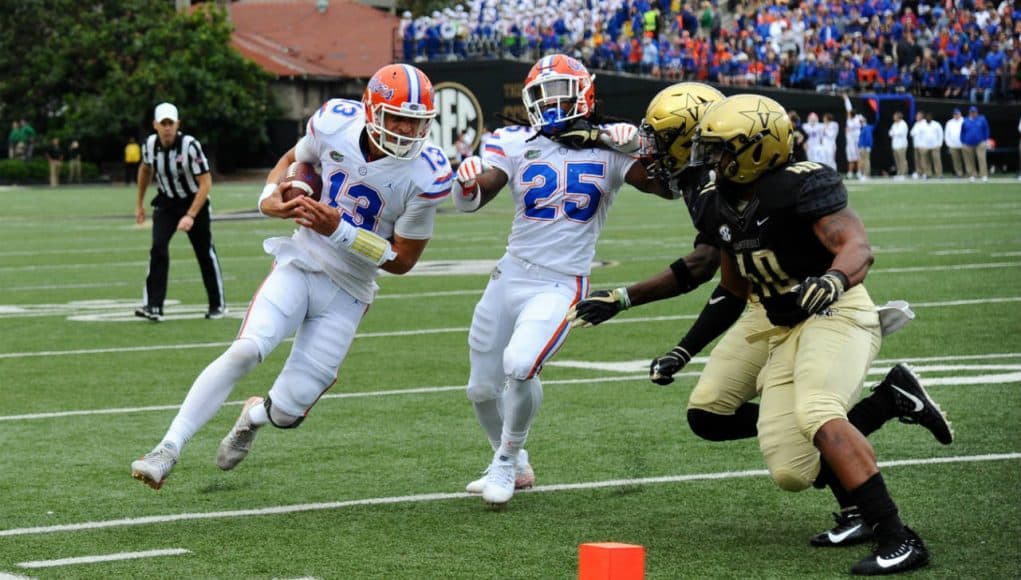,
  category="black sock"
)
[849,473,905,540]
[814,459,855,509]
[848,388,897,437]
